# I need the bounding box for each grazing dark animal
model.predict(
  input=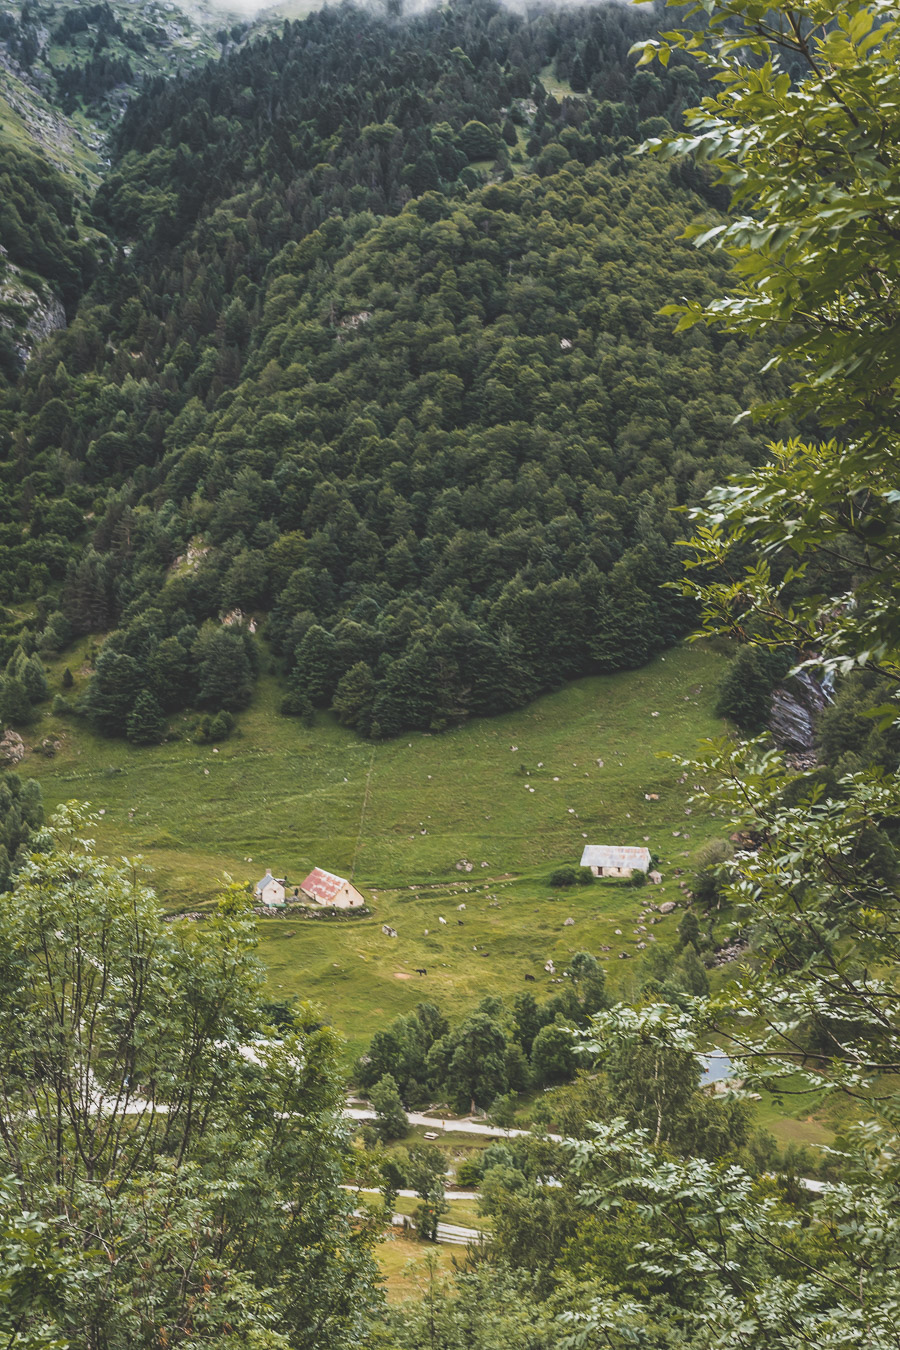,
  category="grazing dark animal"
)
[524,973,536,982]
[415,967,427,975]
[458,920,464,925]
